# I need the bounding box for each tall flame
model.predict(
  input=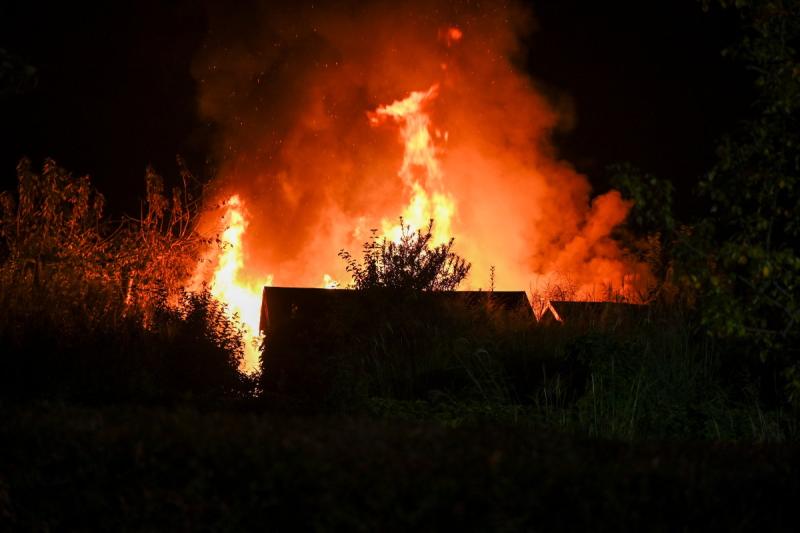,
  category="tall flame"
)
[205,195,272,372]
[199,86,459,371]
[191,14,656,375]
[369,84,455,245]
